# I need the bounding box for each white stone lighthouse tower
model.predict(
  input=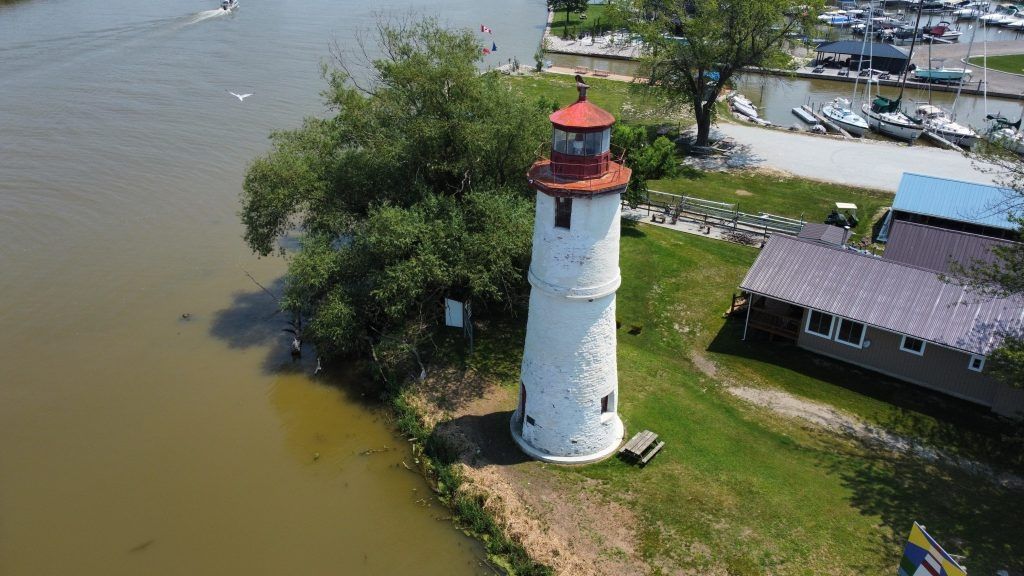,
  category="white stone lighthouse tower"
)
[510,81,631,464]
